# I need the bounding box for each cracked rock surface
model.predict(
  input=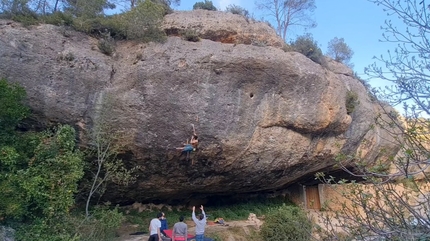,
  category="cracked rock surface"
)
[0,13,398,204]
